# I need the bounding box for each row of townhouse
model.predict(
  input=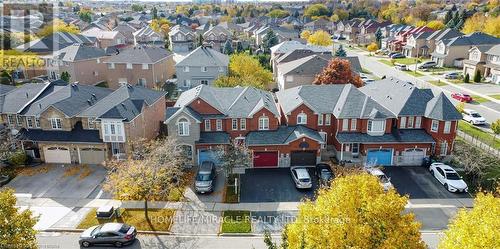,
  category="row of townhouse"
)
[165,79,461,168]
[333,19,391,45]
[462,44,500,84]
[0,81,165,164]
[168,24,233,53]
